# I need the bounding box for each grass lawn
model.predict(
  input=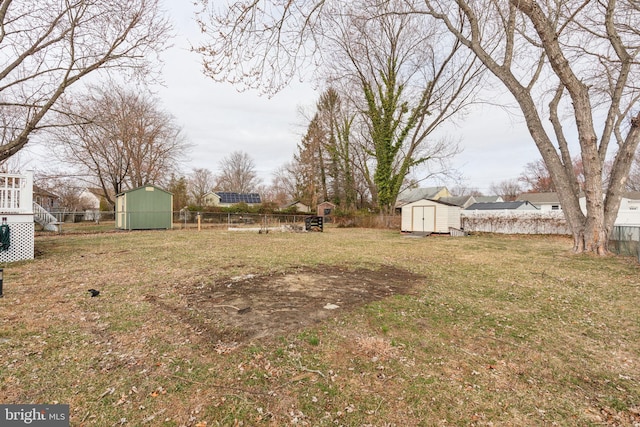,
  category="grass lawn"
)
[1,226,640,426]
